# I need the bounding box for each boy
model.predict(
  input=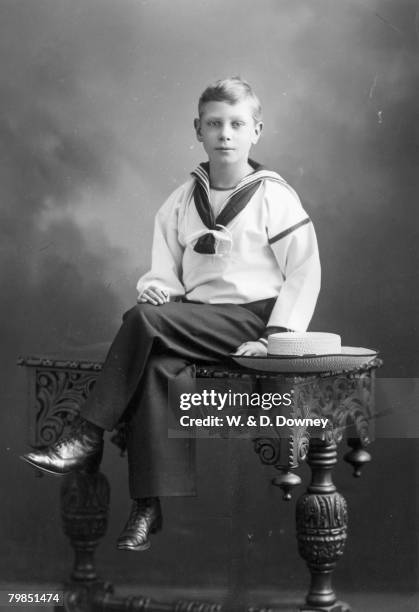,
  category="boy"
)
[22,77,320,551]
